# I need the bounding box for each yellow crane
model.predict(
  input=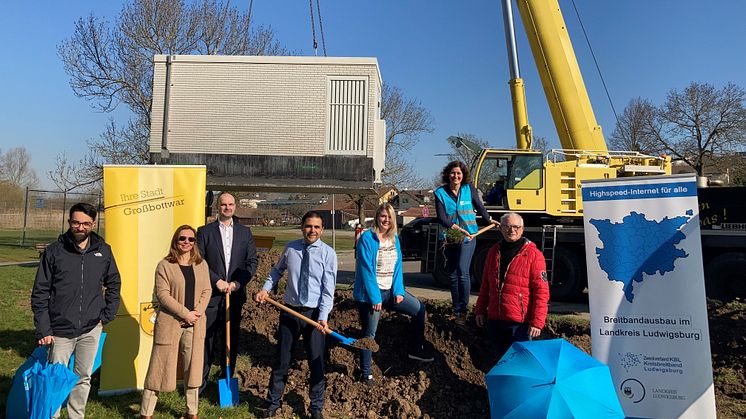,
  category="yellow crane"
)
[422,0,746,302]
[471,0,670,218]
